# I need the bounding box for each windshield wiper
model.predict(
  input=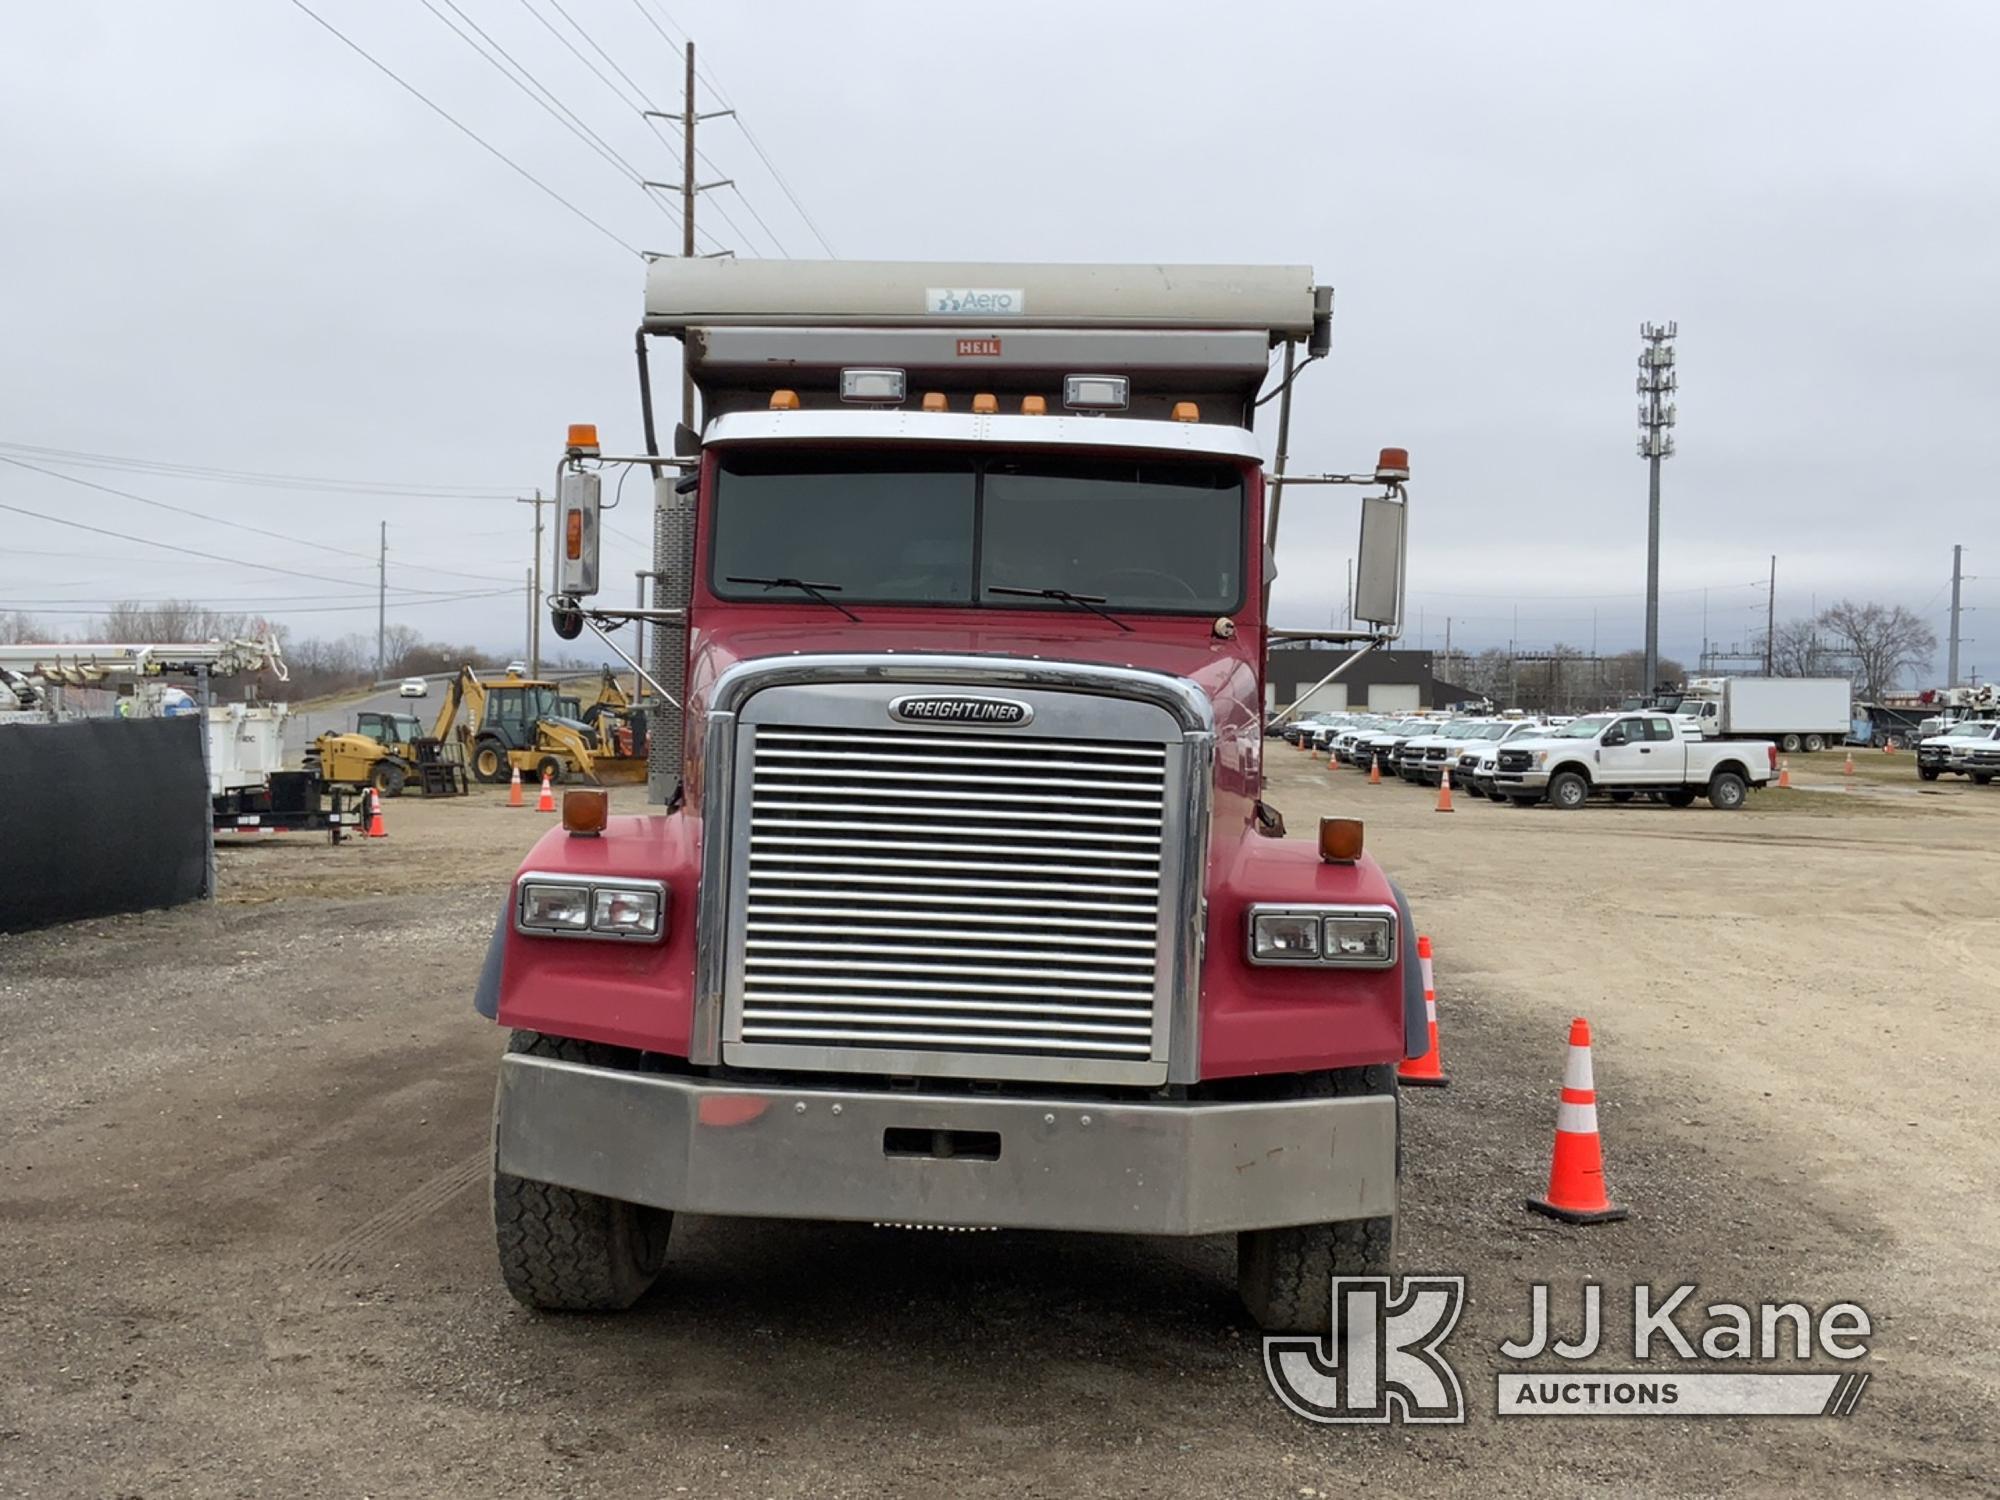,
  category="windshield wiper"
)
[725,575,861,623]
[987,585,1133,632]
